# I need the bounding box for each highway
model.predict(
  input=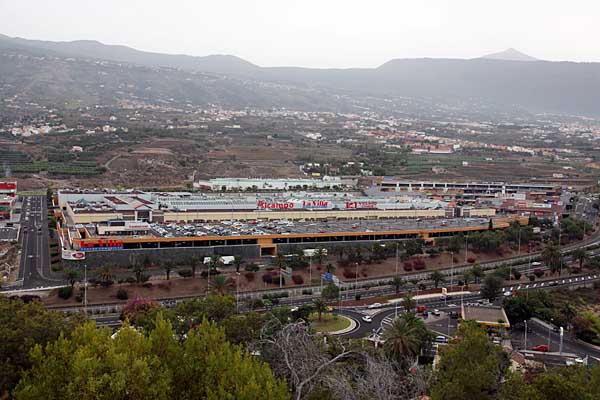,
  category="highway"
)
[17,195,61,289]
